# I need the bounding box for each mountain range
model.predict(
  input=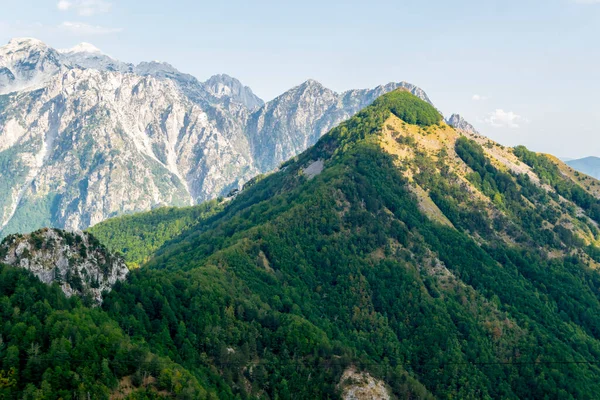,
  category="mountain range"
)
[567,156,600,180]
[0,37,471,238]
[2,89,600,398]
